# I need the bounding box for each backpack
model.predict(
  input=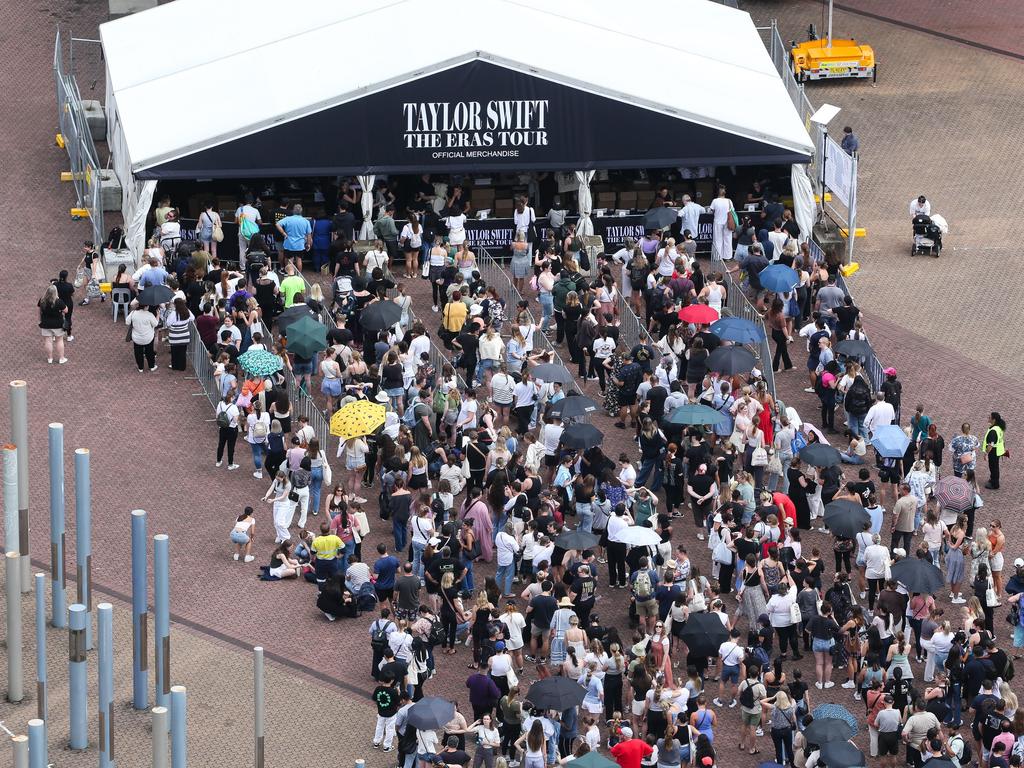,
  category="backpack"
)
[432,387,448,414]
[427,616,446,646]
[430,494,446,522]
[371,620,394,649]
[402,400,420,427]
[844,377,872,416]
[739,680,757,708]
[252,420,269,440]
[633,570,653,599]
[790,430,808,455]
[749,645,770,671]
[216,406,231,429]
[950,735,972,766]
